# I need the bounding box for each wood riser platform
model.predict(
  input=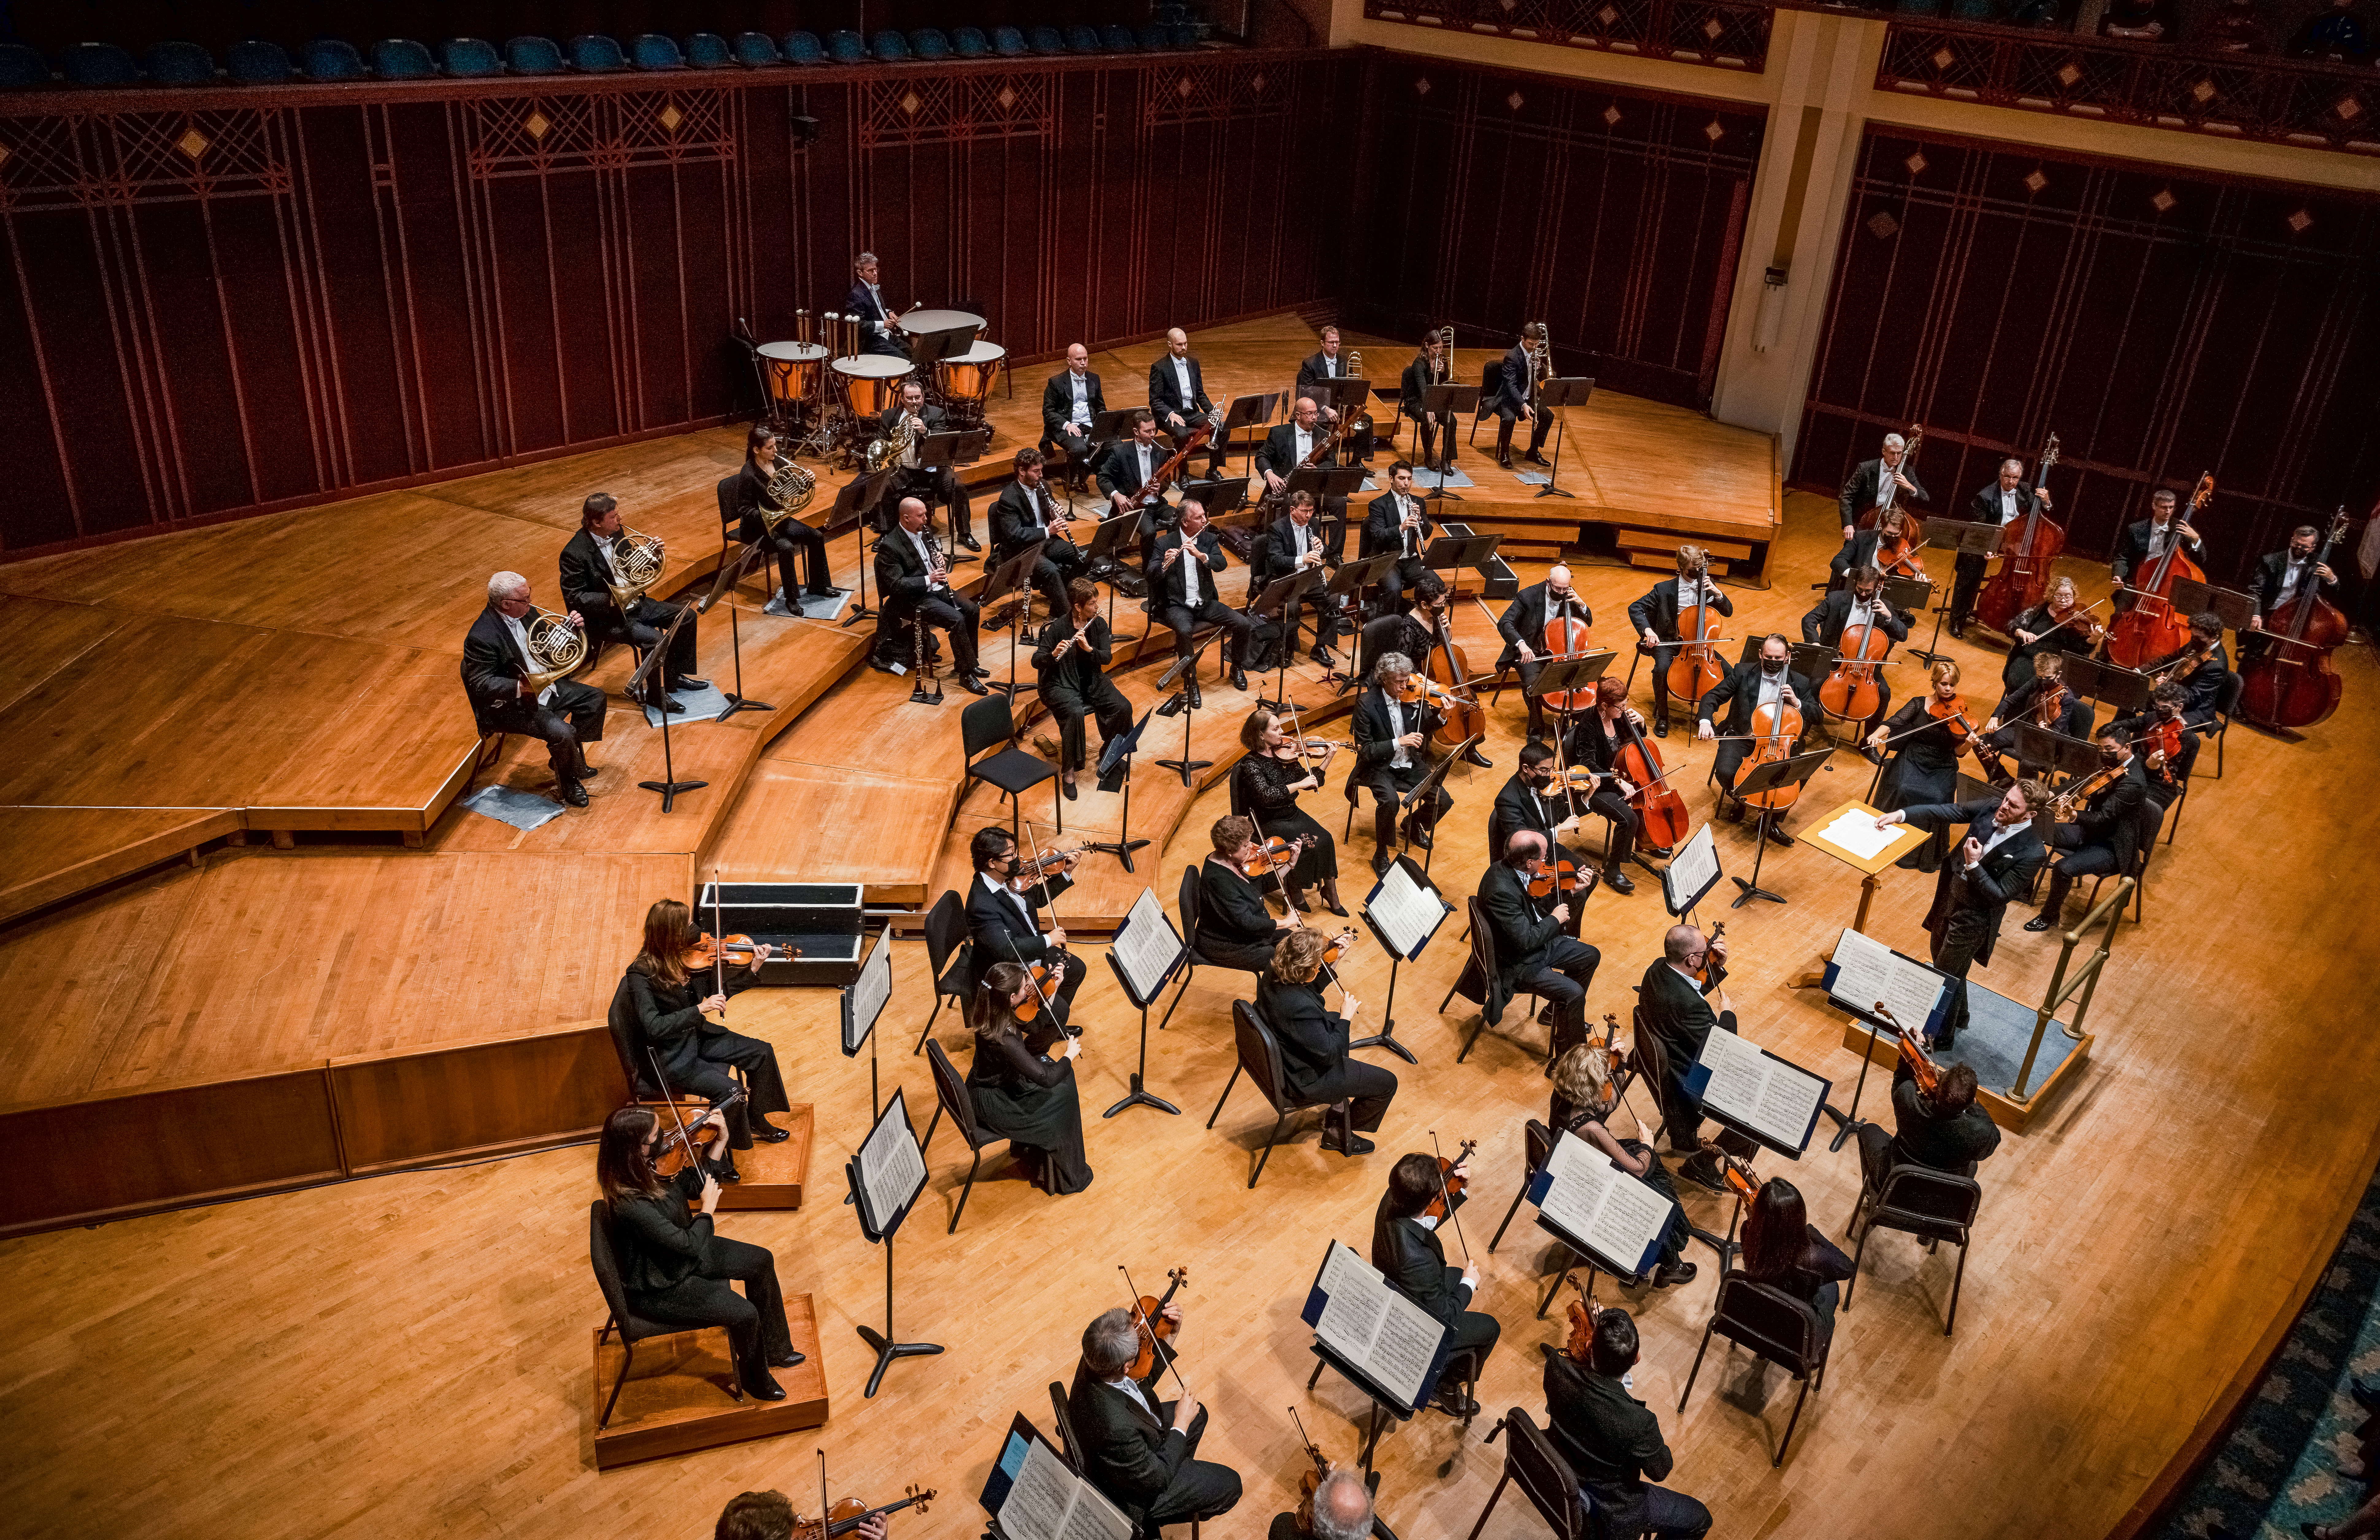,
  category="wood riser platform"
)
[591,1294,828,1469]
